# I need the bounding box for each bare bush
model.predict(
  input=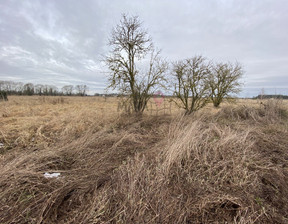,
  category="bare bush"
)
[172,56,211,115]
[209,62,243,107]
